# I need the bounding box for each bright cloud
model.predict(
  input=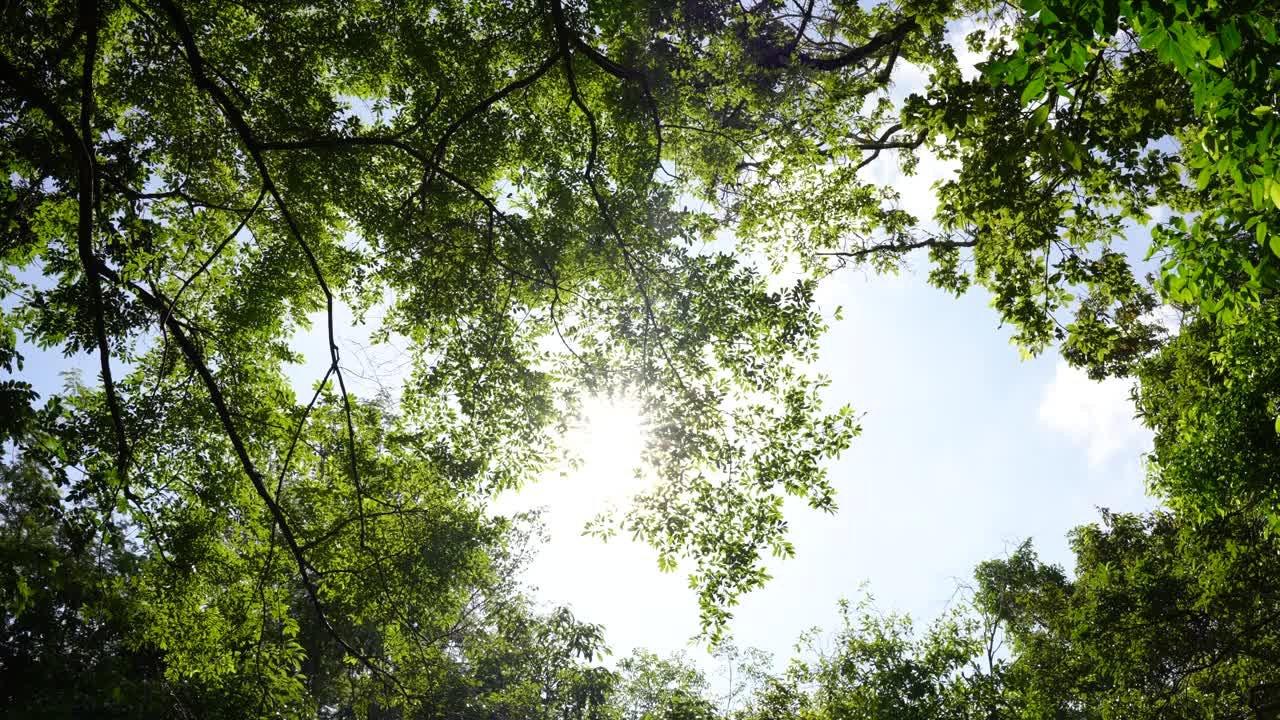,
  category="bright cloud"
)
[1038,361,1151,465]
